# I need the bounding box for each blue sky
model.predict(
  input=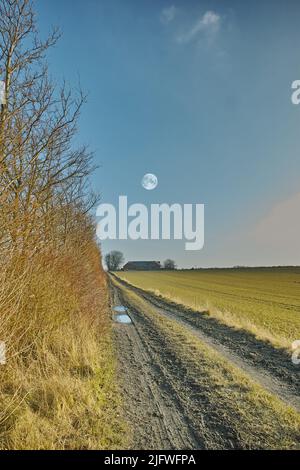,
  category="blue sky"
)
[37,0,300,267]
